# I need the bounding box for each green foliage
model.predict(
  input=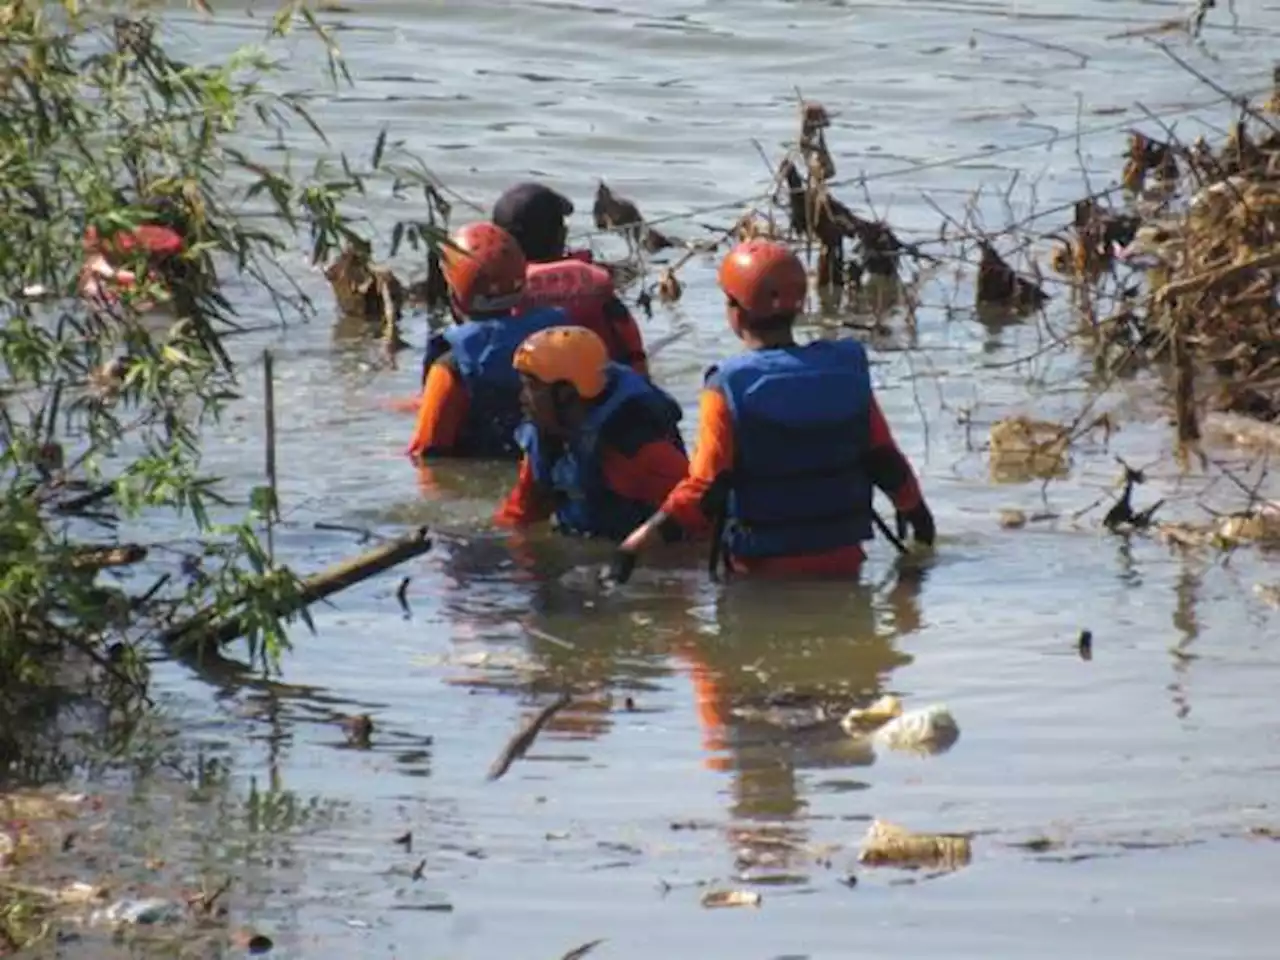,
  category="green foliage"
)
[0,0,443,773]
